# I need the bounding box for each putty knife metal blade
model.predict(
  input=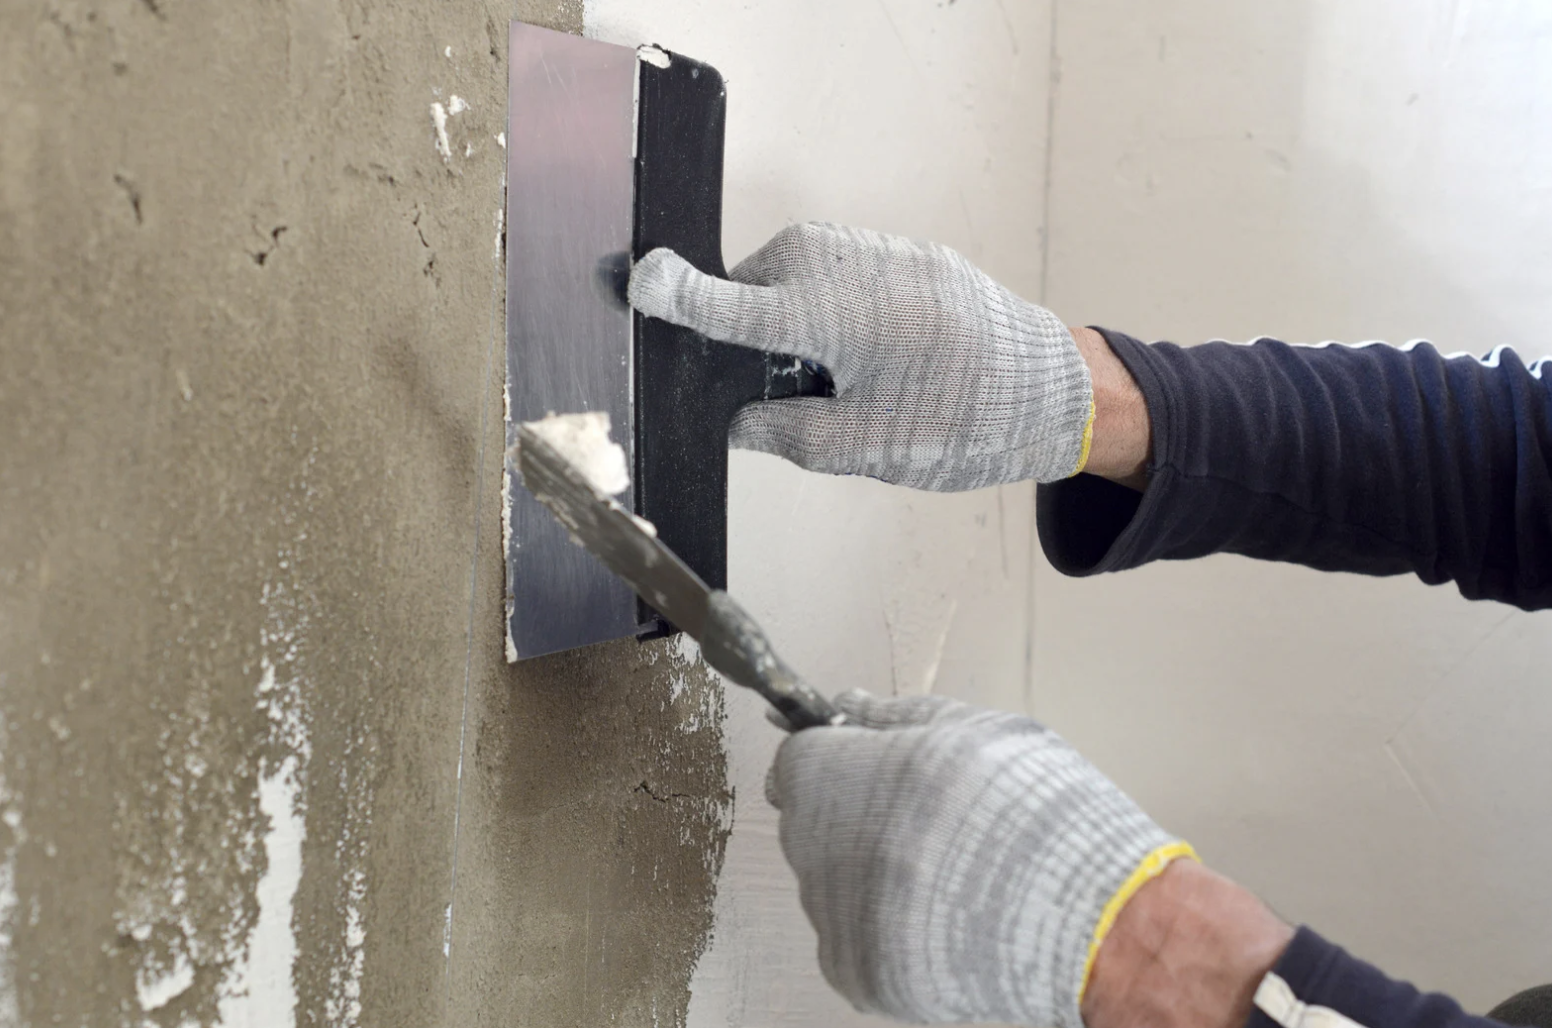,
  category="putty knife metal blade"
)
[504,25,639,660]
[504,24,835,662]
[515,423,842,731]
